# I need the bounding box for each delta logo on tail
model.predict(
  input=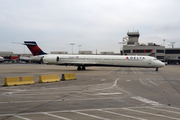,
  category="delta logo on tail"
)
[24,41,47,56]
